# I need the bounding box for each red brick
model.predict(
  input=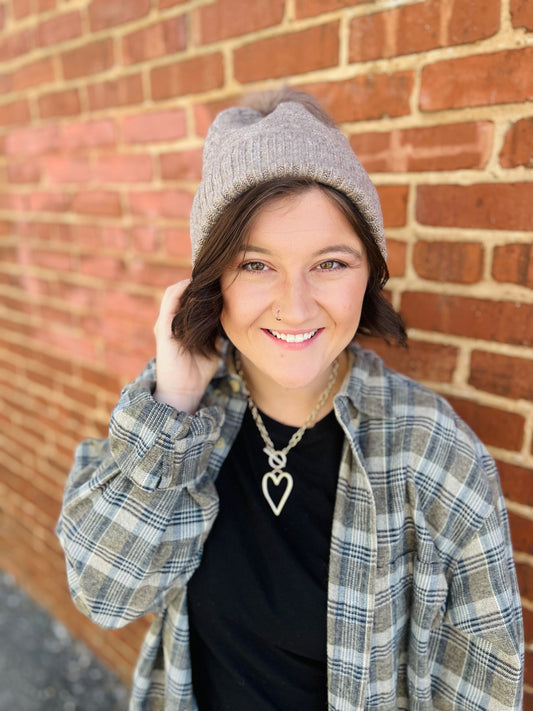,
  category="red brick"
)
[350,0,499,63]
[160,149,203,181]
[511,0,533,30]
[420,48,533,111]
[151,53,224,100]
[13,57,55,91]
[469,350,533,400]
[7,159,41,183]
[122,17,187,65]
[196,0,285,43]
[301,74,414,122]
[38,11,82,46]
[37,0,56,13]
[499,117,533,168]
[497,461,533,507]
[366,339,458,383]
[100,226,130,251]
[492,243,533,289]
[416,183,533,232]
[516,562,533,602]
[524,606,533,645]
[524,686,533,711]
[38,89,81,119]
[376,185,409,228]
[163,228,192,258]
[400,292,533,347]
[413,241,484,284]
[128,189,193,219]
[72,191,122,217]
[386,239,407,278]
[12,0,31,19]
[507,510,533,554]
[41,156,92,183]
[28,249,71,274]
[350,122,493,173]
[79,255,125,280]
[60,119,116,150]
[121,109,187,144]
[445,396,525,451]
[0,28,36,61]
[88,74,144,111]
[88,0,151,31]
[94,154,153,183]
[0,70,12,94]
[128,259,191,289]
[61,39,115,80]
[132,227,159,253]
[25,191,69,213]
[350,0,440,62]
[159,0,188,7]
[447,0,501,45]
[234,23,339,83]
[295,0,365,17]
[0,99,31,127]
